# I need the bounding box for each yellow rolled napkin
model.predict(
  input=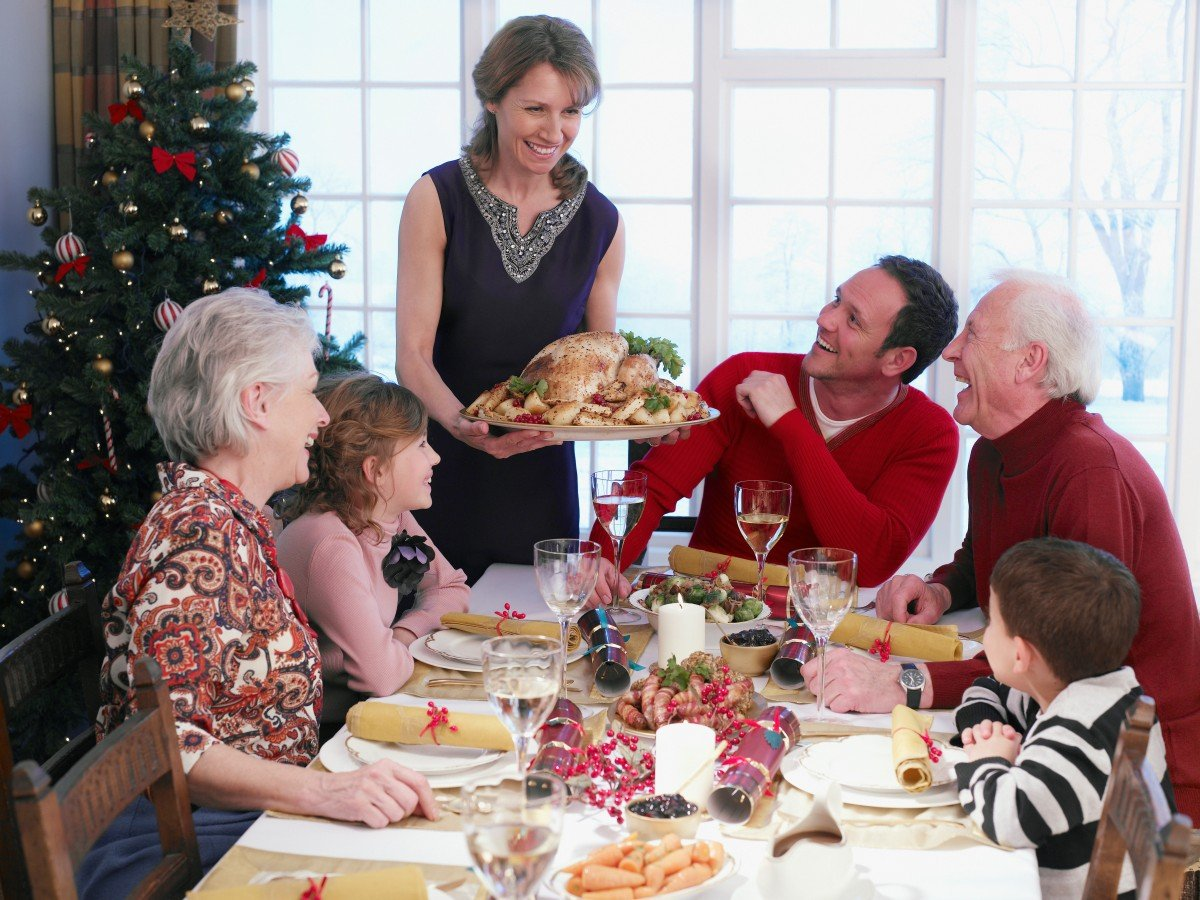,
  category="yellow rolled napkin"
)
[440,612,580,652]
[669,545,788,587]
[832,613,962,661]
[189,865,427,899]
[891,705,936,793]
[346,701,514,752]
